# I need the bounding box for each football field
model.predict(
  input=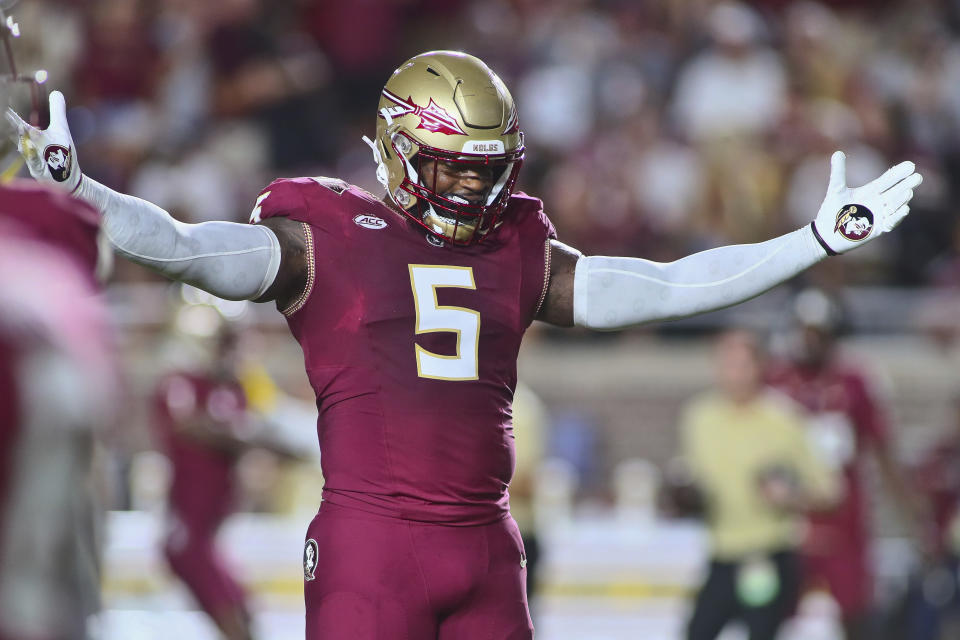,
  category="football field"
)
[100,511,845,640]
[102,599,843,640]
